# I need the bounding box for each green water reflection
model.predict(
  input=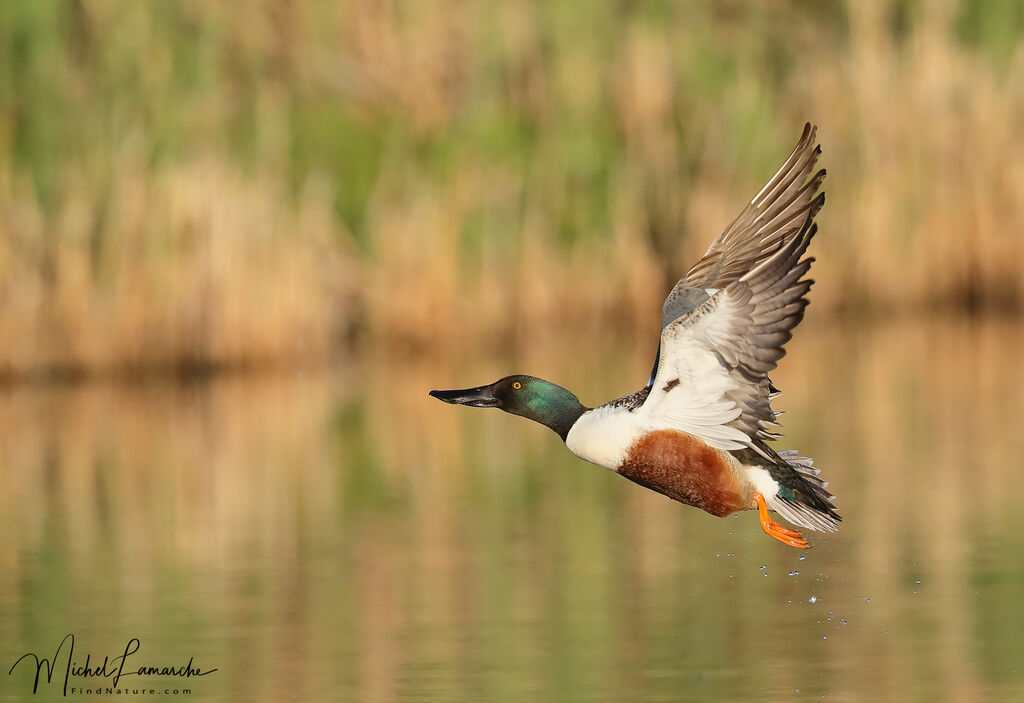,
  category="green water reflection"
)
[1,319,1023,702]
